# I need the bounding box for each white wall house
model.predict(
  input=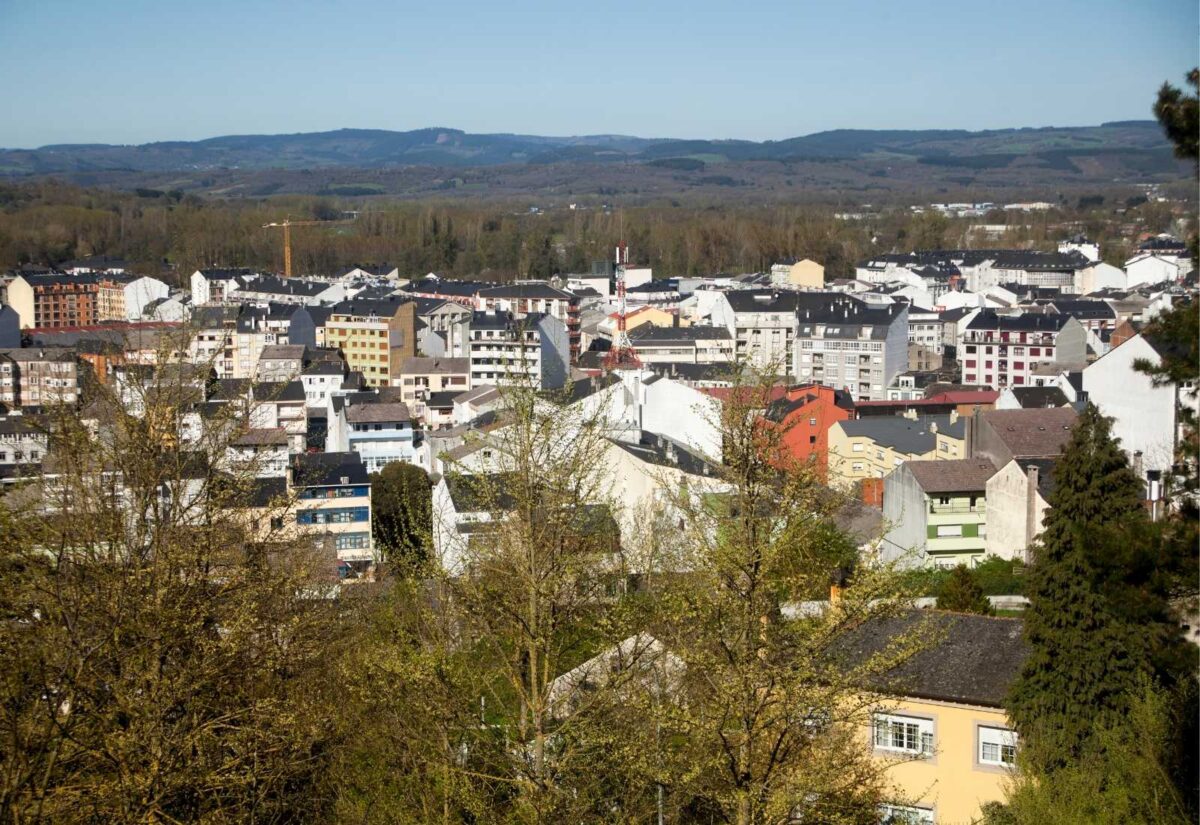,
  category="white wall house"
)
[1082,333,1192,501]
[190,269,245,306]
[1124,254,1187,289]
